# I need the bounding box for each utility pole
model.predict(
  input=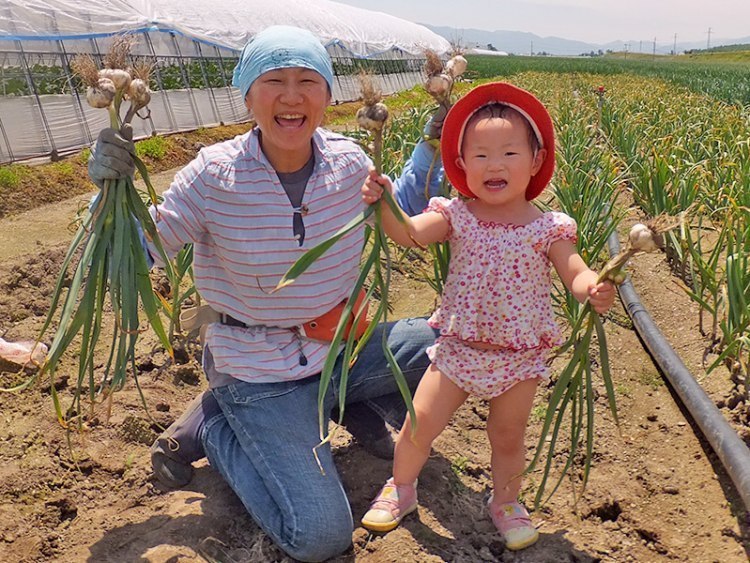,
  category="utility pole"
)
[653,37,657,59]
[707,27,712,49]
[530,40,534,56]
[673,33,677,55]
